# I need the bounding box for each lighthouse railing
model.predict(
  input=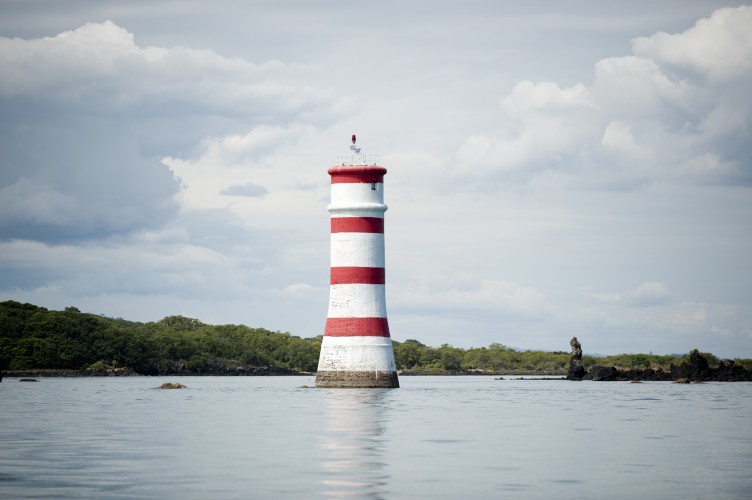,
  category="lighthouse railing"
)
[336,154,380,166]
